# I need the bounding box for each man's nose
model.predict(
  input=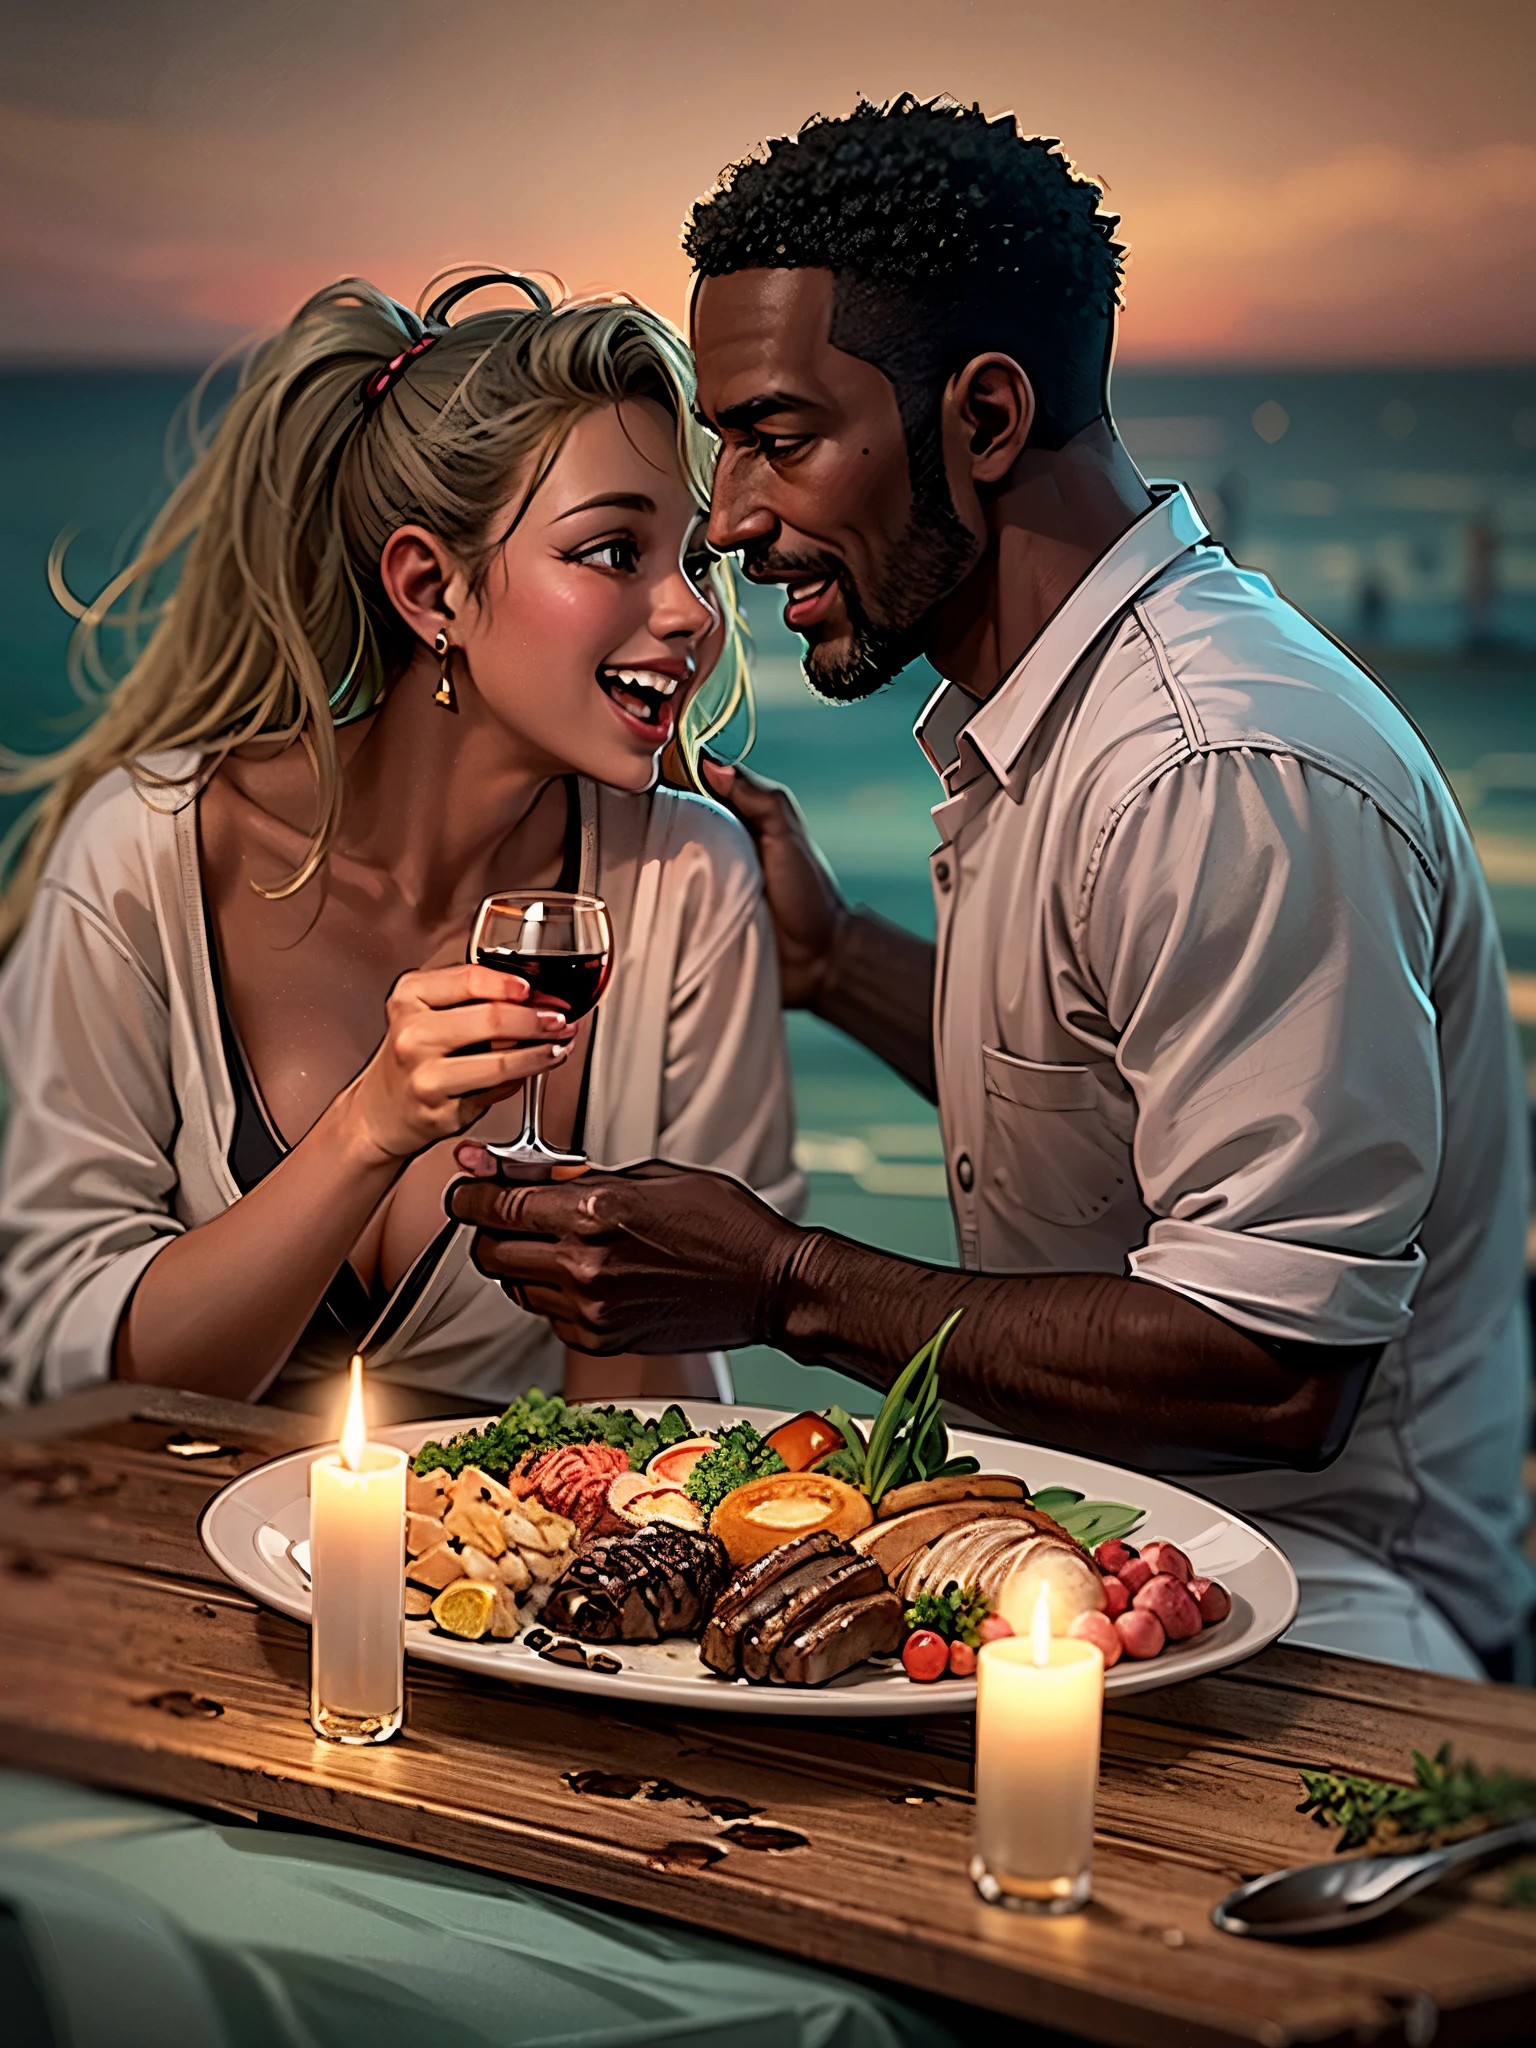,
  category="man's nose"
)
[708,449,777,556]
